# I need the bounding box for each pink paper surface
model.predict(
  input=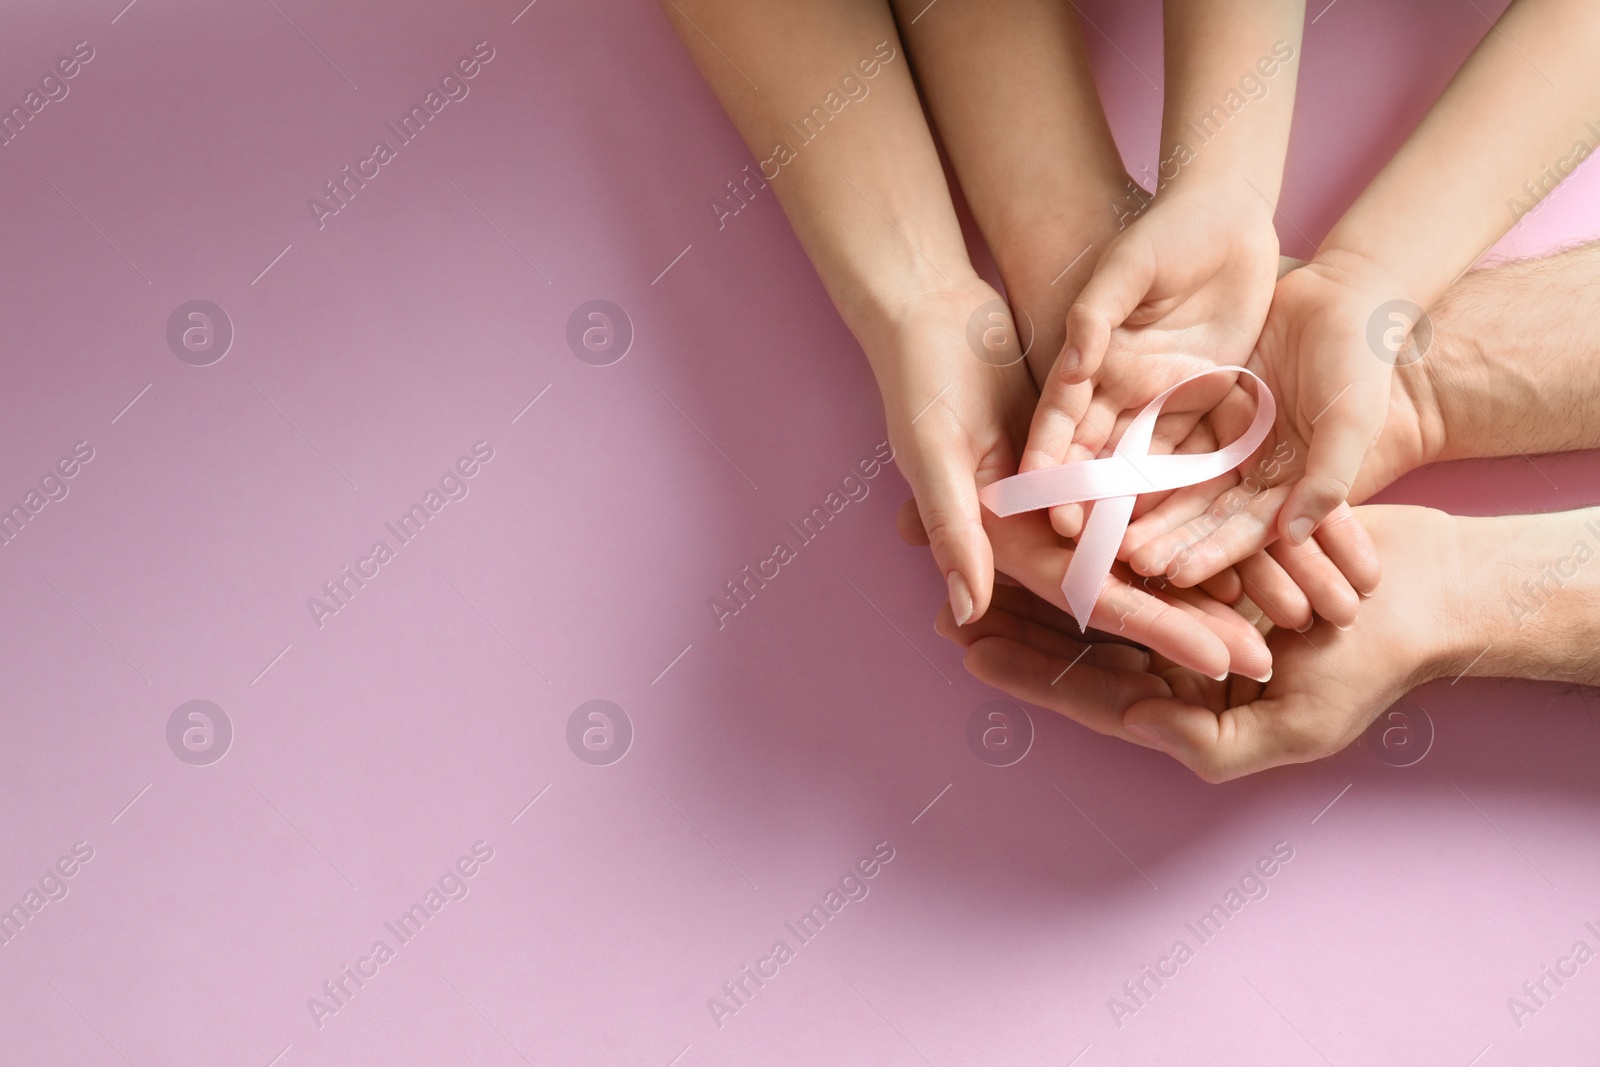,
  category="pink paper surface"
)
[2,0,1599,1063]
